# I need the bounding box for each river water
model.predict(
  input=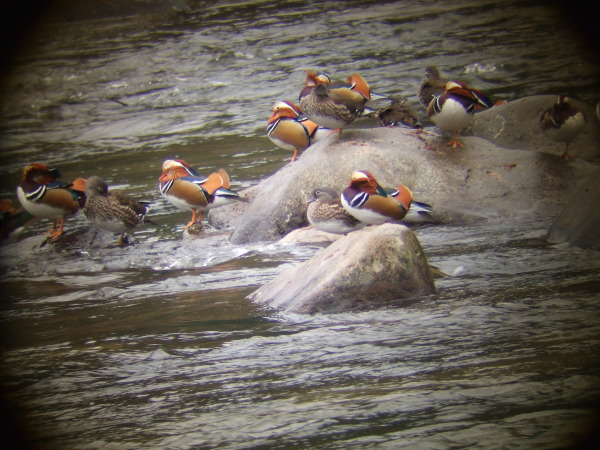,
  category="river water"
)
[1,0,600,448]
